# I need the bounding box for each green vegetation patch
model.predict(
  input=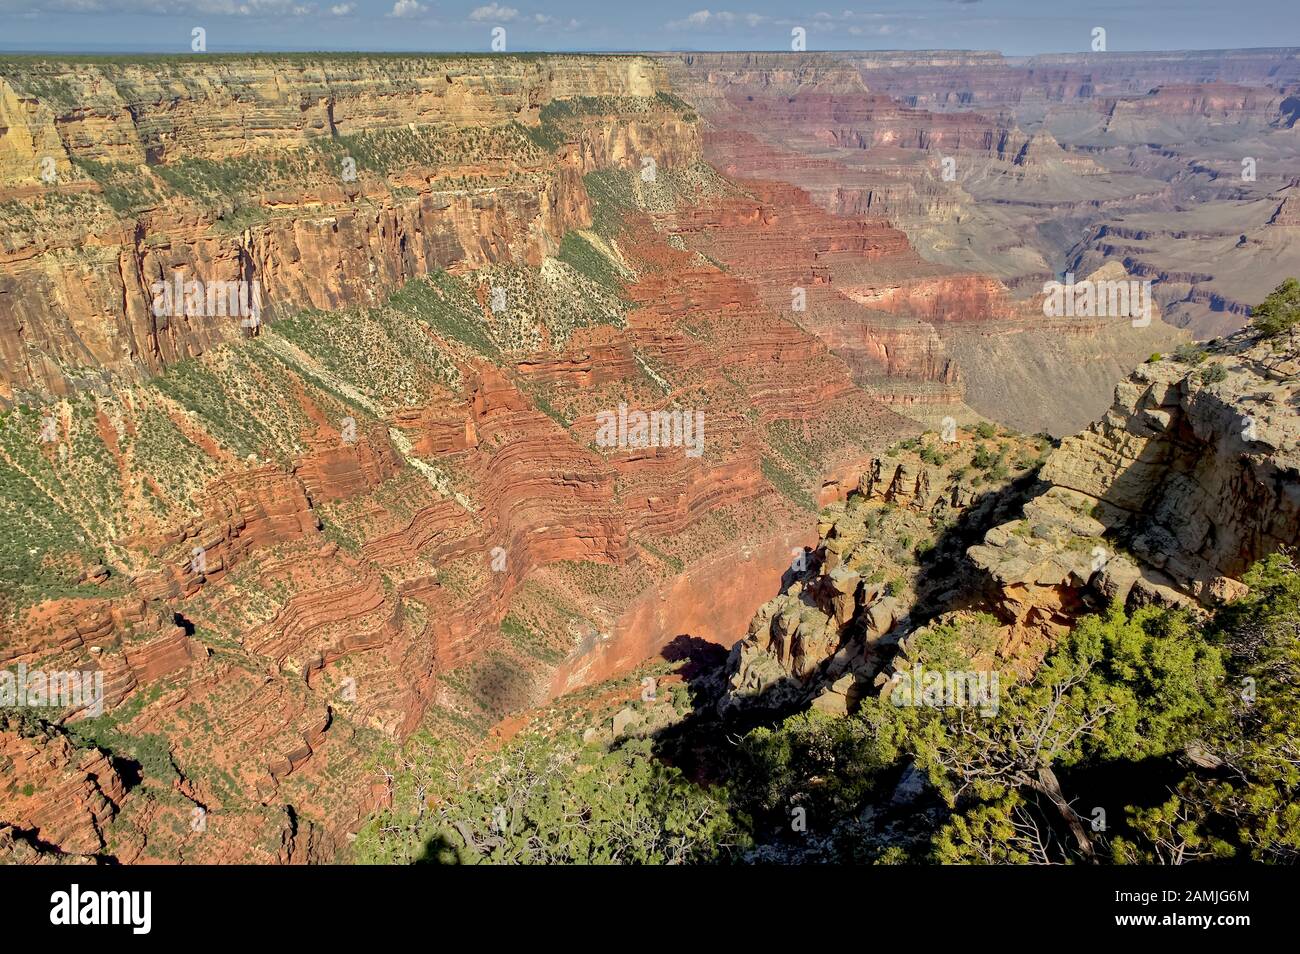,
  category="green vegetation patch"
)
[556,231,628,294]
[75,159,162,214]
[1249,278,1300,339]
[761,454,817,513]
